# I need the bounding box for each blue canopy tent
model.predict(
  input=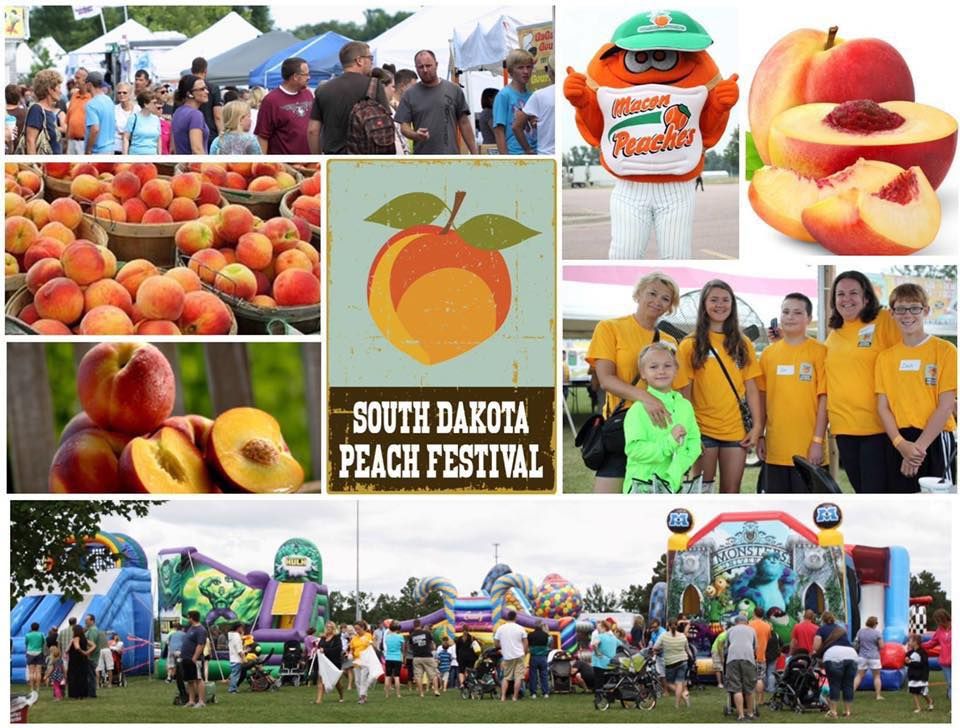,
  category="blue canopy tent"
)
[248,31,353,89]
